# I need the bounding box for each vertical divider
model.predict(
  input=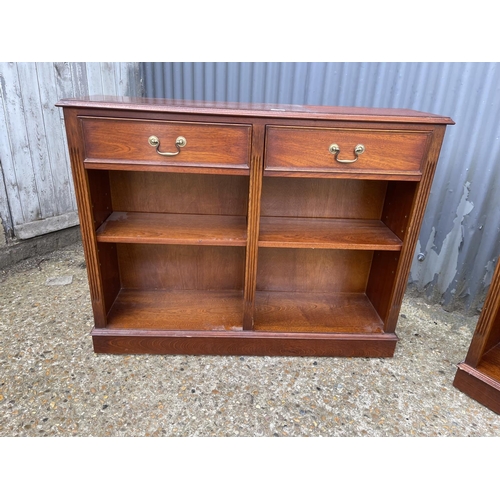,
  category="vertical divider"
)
[366,181,416,325]
[243,123,265,330]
